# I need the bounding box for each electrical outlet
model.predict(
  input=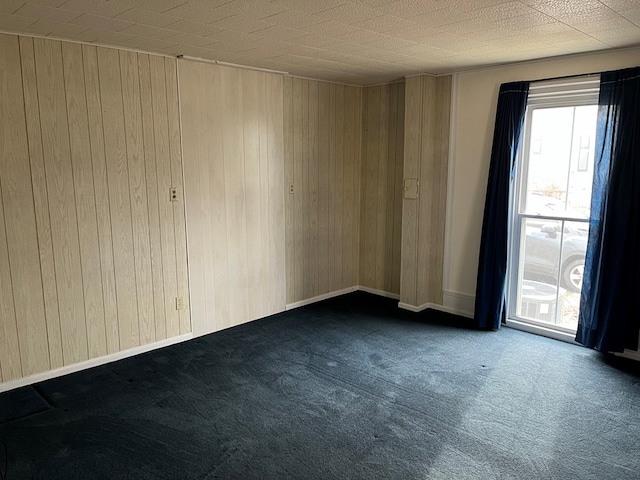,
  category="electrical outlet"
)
[170,187,178,202]
[176,296,185,310]
[289,183,295,194]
